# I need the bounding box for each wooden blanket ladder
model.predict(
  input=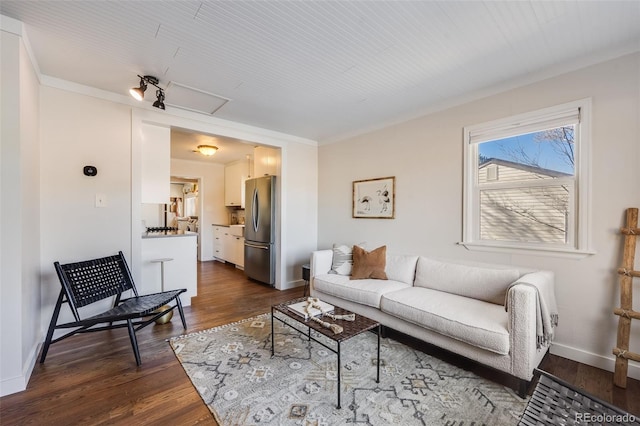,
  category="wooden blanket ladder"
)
[613,207,640,387]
